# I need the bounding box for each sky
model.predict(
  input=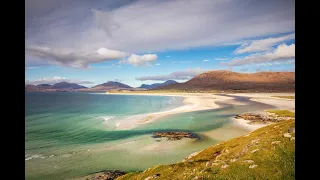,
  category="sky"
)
[25,0,295,87]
